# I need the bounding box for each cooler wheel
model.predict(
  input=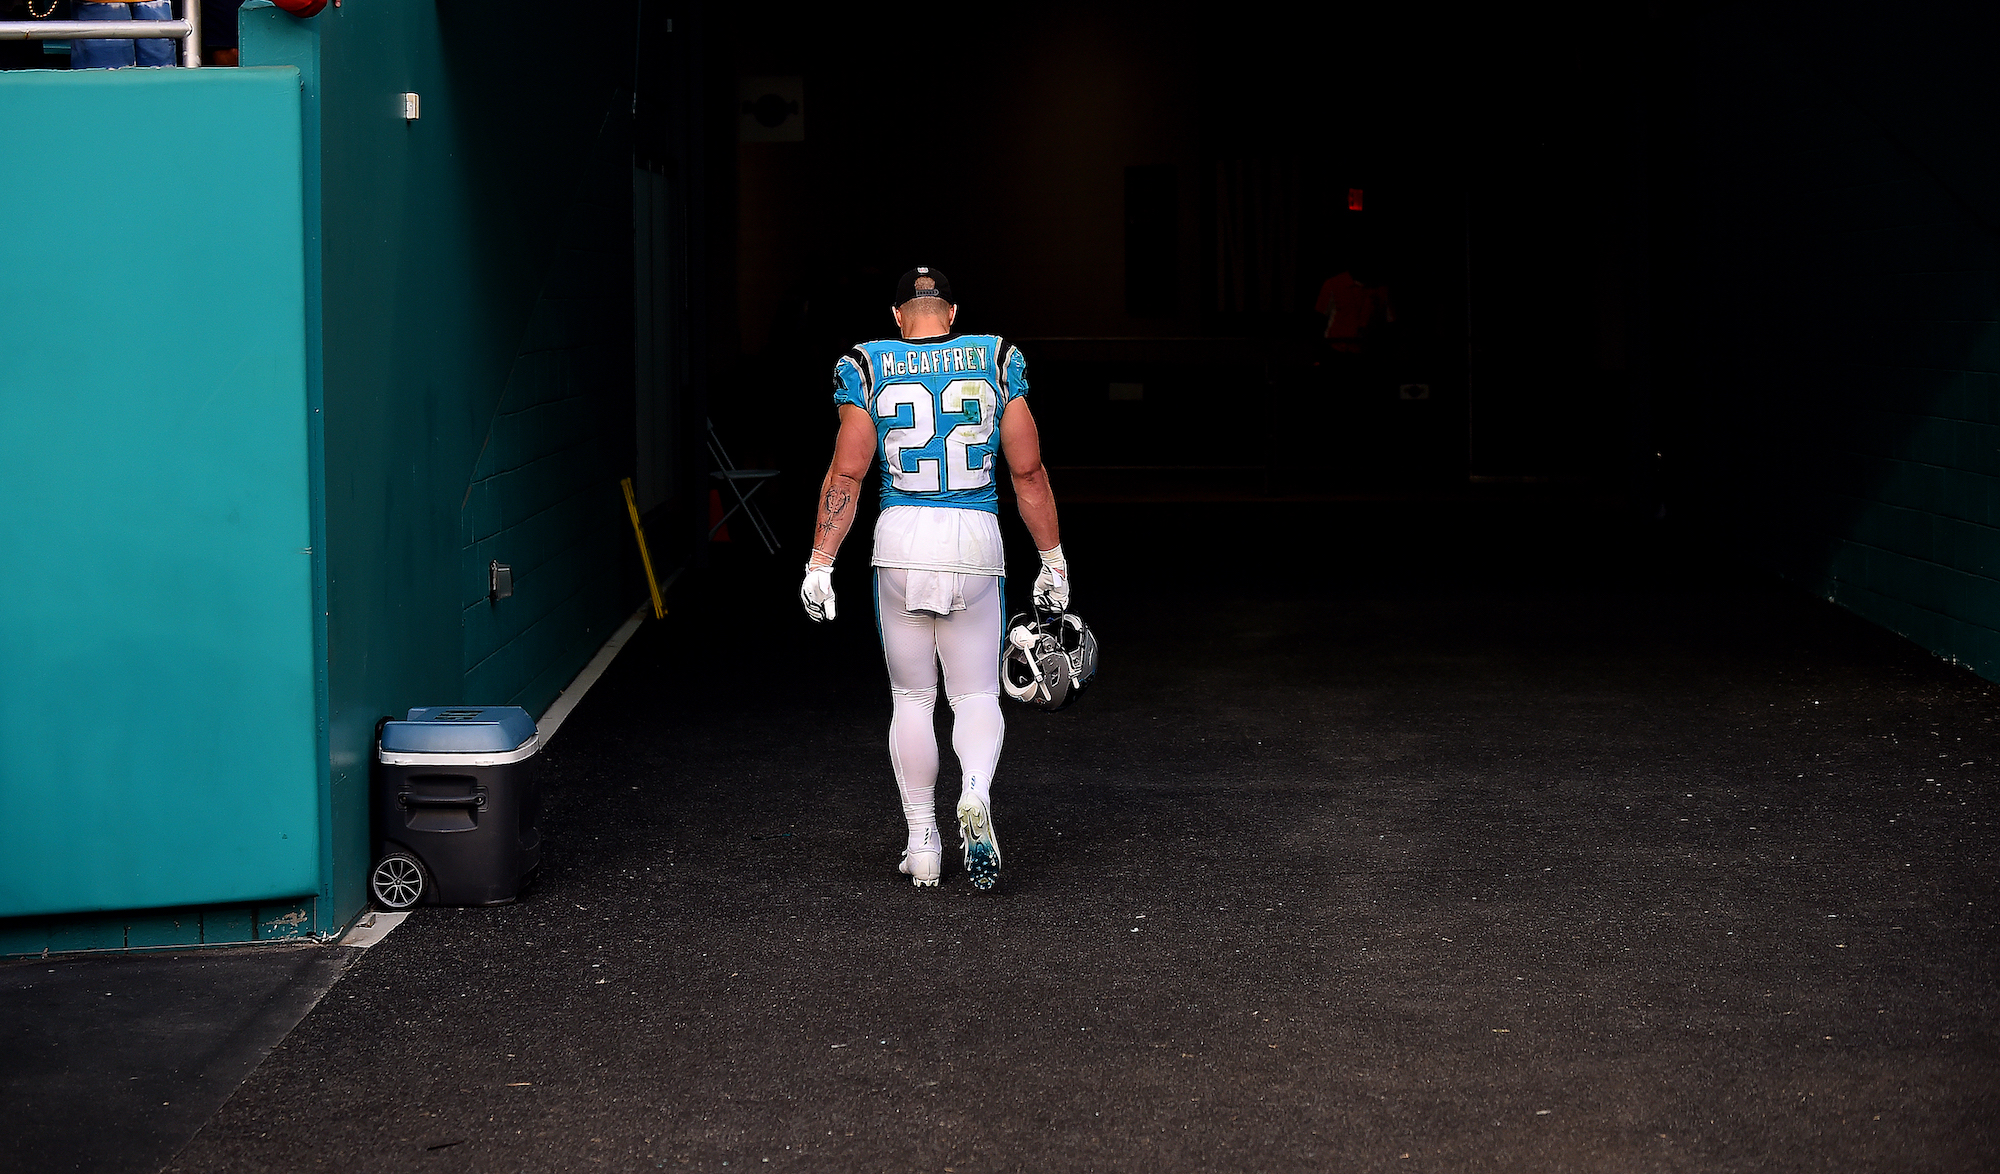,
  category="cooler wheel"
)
[370,852,427,910]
